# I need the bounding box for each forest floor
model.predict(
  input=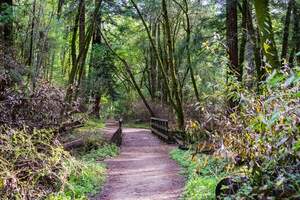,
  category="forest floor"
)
[94,127,185,200]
